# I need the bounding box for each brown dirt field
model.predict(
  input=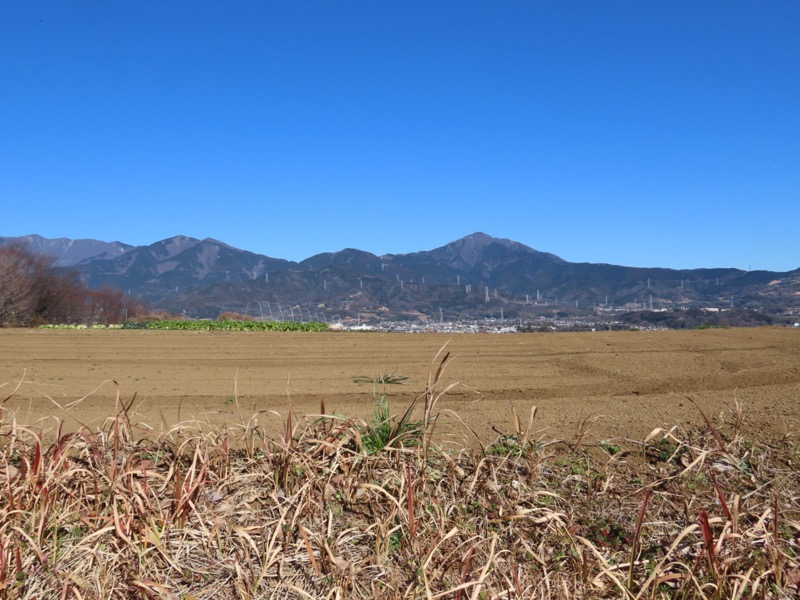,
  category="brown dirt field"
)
[1,327,799,448]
